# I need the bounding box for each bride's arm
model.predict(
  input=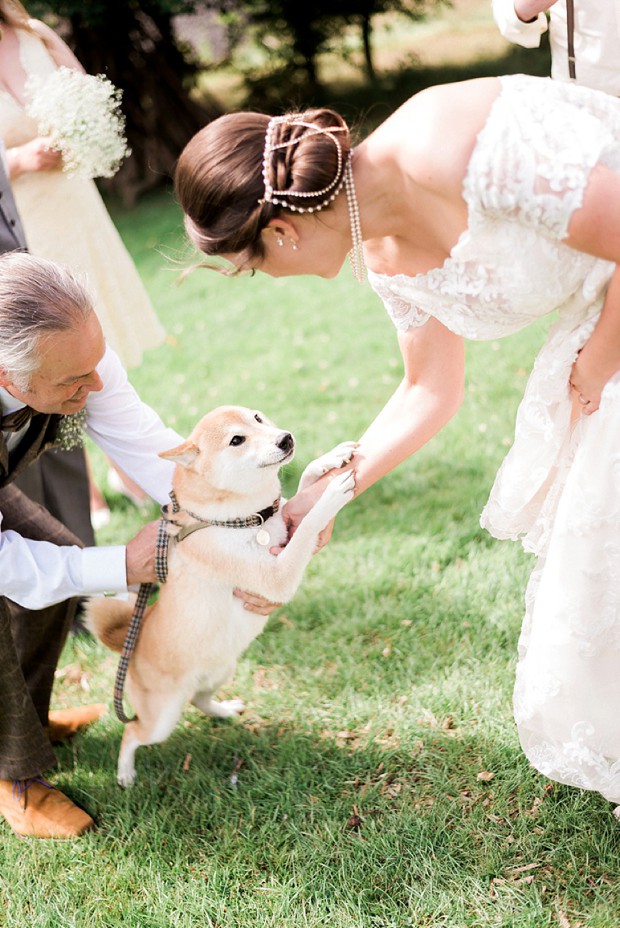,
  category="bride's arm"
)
[281,318,465,540]
[565,163,620,413]
[352,320,465,492]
